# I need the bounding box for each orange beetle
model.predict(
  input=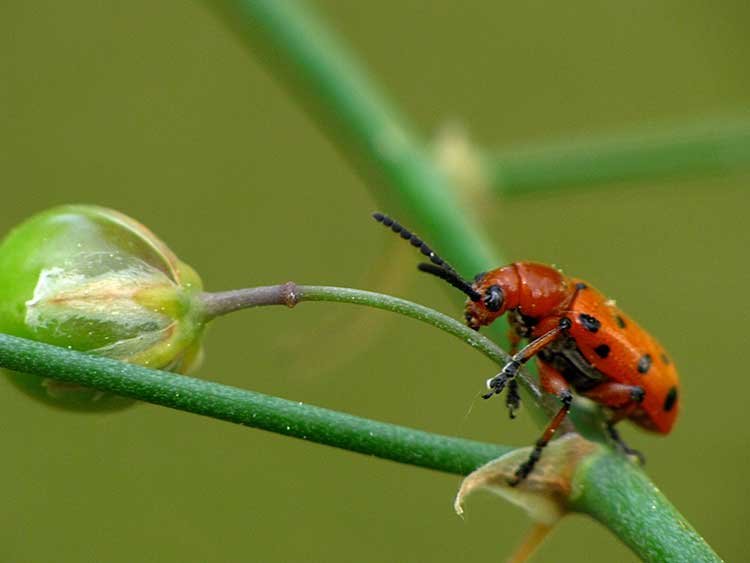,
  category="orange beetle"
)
[373,213,679,485]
